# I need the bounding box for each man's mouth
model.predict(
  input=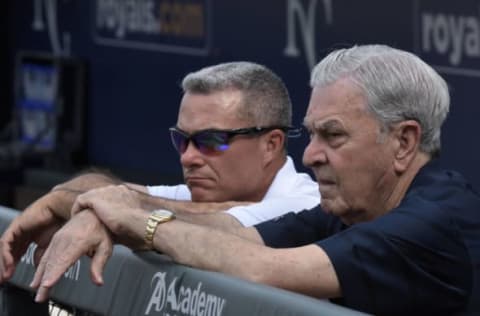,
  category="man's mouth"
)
[186,177,211,186]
